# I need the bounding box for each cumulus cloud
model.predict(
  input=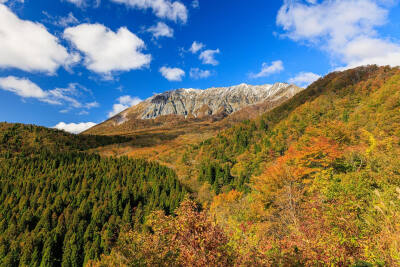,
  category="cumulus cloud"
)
[0,76,99,110]
[54,122,96,134]
[108,95,142,117]
[288,72,321,87]
[64,23,151,76]
[189,68,211,79]
[0,4,79,74]
[147,22,174,38]
[199,49,220,65]
[250,60,284,78]
[277,0,400,69]
[110,0,188,23]
[189,41,204,53]
[0,76,48,100]
[341,36,400,69]
[159,66,185,81]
